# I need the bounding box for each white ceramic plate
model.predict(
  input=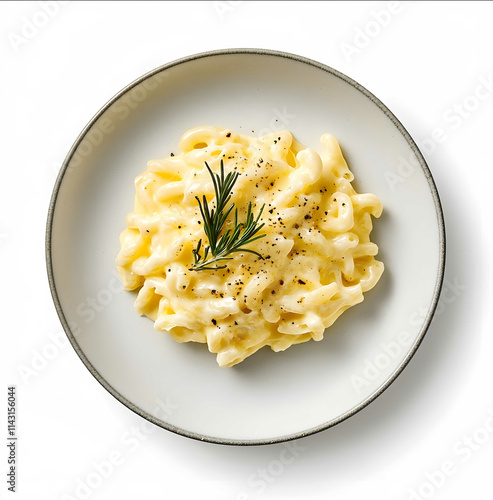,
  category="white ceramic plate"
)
[46,49,445,445]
